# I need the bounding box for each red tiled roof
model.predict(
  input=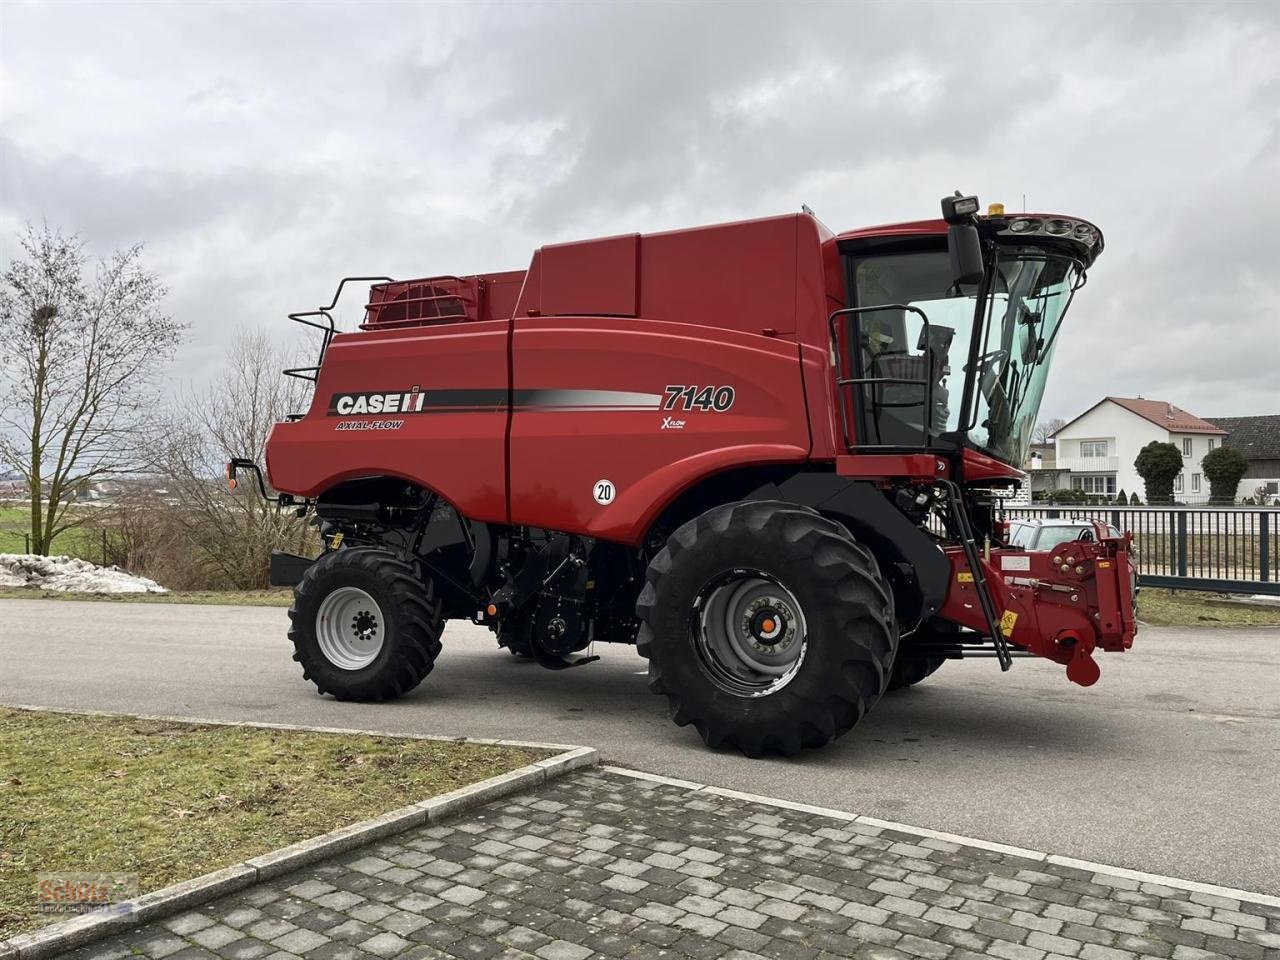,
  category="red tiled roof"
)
[1104,397,1226,434]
